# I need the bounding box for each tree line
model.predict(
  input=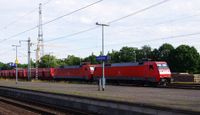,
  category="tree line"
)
[0,43,199,73]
